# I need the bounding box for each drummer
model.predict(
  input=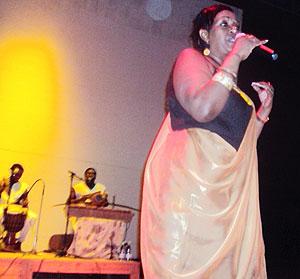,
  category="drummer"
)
[0,164,37,251]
